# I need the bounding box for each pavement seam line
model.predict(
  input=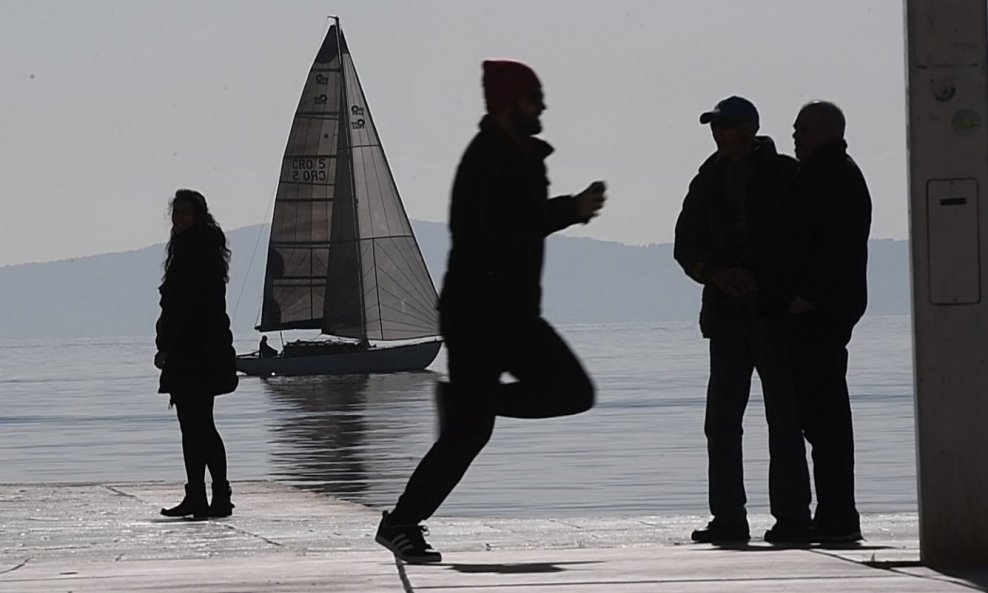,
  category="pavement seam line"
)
[808,547,984,591]
[878,566,986,592]
[105,485,140,500]
[0,559,30,575]
[393,554,417,593]
[105,484,283,548]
